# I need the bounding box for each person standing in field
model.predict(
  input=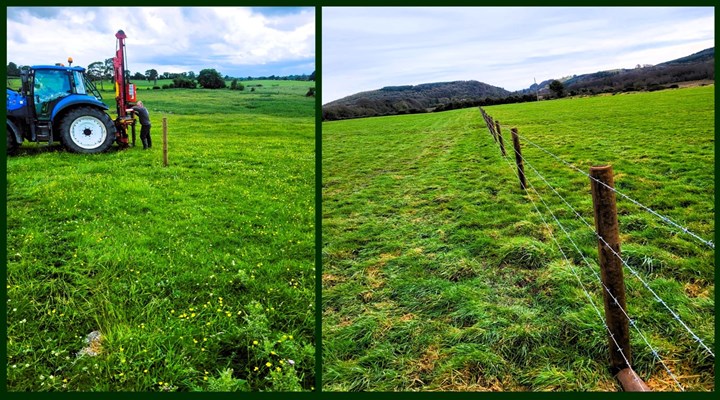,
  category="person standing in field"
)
[127,100,152,149]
